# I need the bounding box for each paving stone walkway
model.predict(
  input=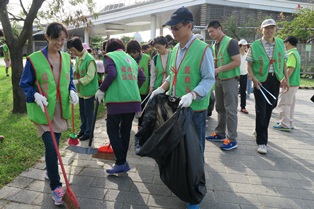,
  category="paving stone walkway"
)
[0,90,314,209]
